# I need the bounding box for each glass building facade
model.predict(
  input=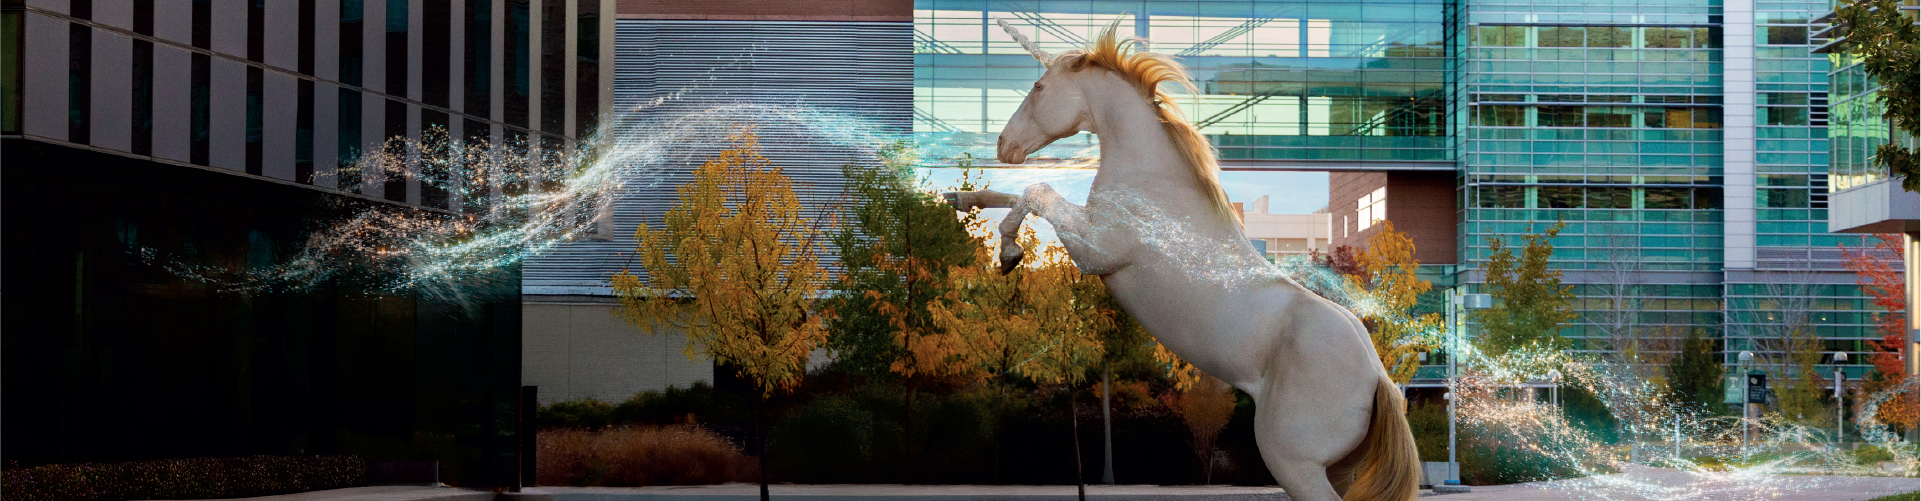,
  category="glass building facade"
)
[917,0,1893,379]
[914,0,1453,168]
